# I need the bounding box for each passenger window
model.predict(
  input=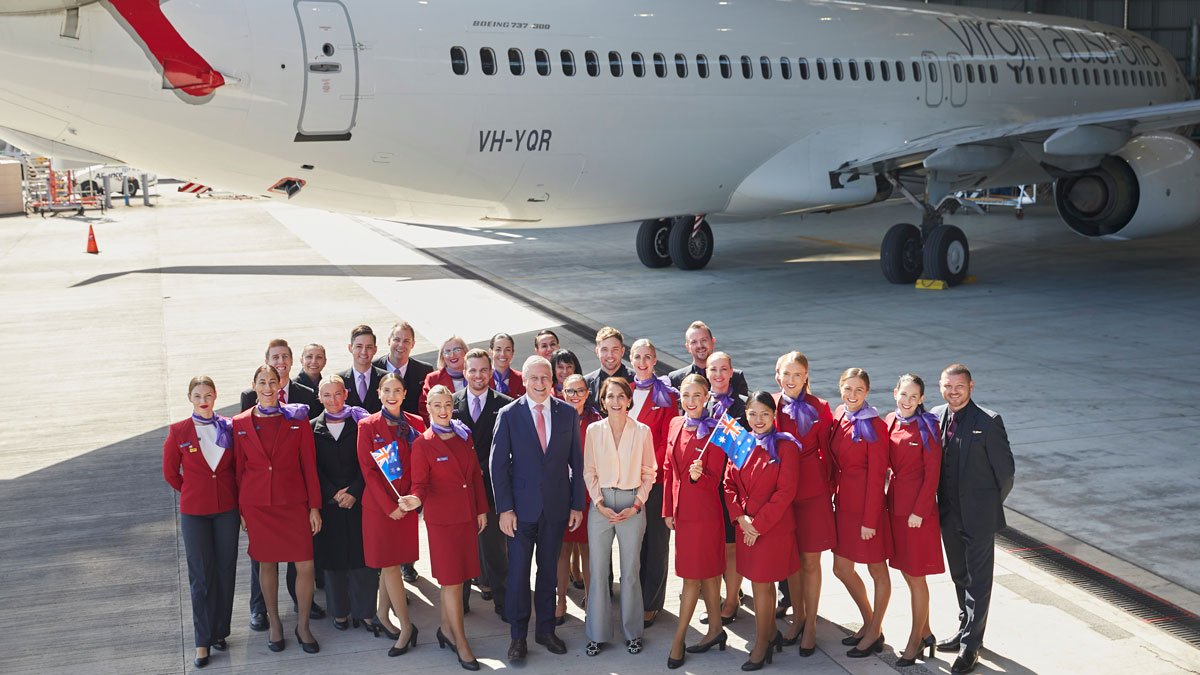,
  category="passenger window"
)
[585,50,599,77]
[817,58,828,81]
[1121,70,1129,86]
[1140,70,1147,86]
[993,65,1000,82]
[1014,67,1022,84]
[895,60,905,82]
[697,54,710,78]
[760,56,771,80]
[741,55,753,79]
[676,53,688,78]
[508,48,524,76]
[1082,68,1090,85]
[848,59,858,81]
[1072,68,1079,85]
[609,51,622,77]
[865,60,875,81]
[654,52,667,78]
[952,62,961,83]
[977,64,986,83]
[535,49,550,76]
[798,57,810,80]
[480,47,496,76]
[560,50,576,77]
[1037,66,1044,84]
[719,55,732,79]
[927,61,937,82]
[632,52,645,77]
[1026,66,1033,84]
[451,46,468,75]
[1050,67,1058,85]
[880,60,890,81]
[912,61,921,82]
[833,58,843,80]
[967,65,975,83]
[1103,69,1110,86]
[780,57,791,80]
